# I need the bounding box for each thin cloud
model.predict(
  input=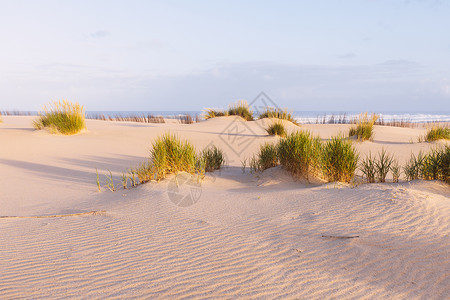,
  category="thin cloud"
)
[90,30,110,38]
